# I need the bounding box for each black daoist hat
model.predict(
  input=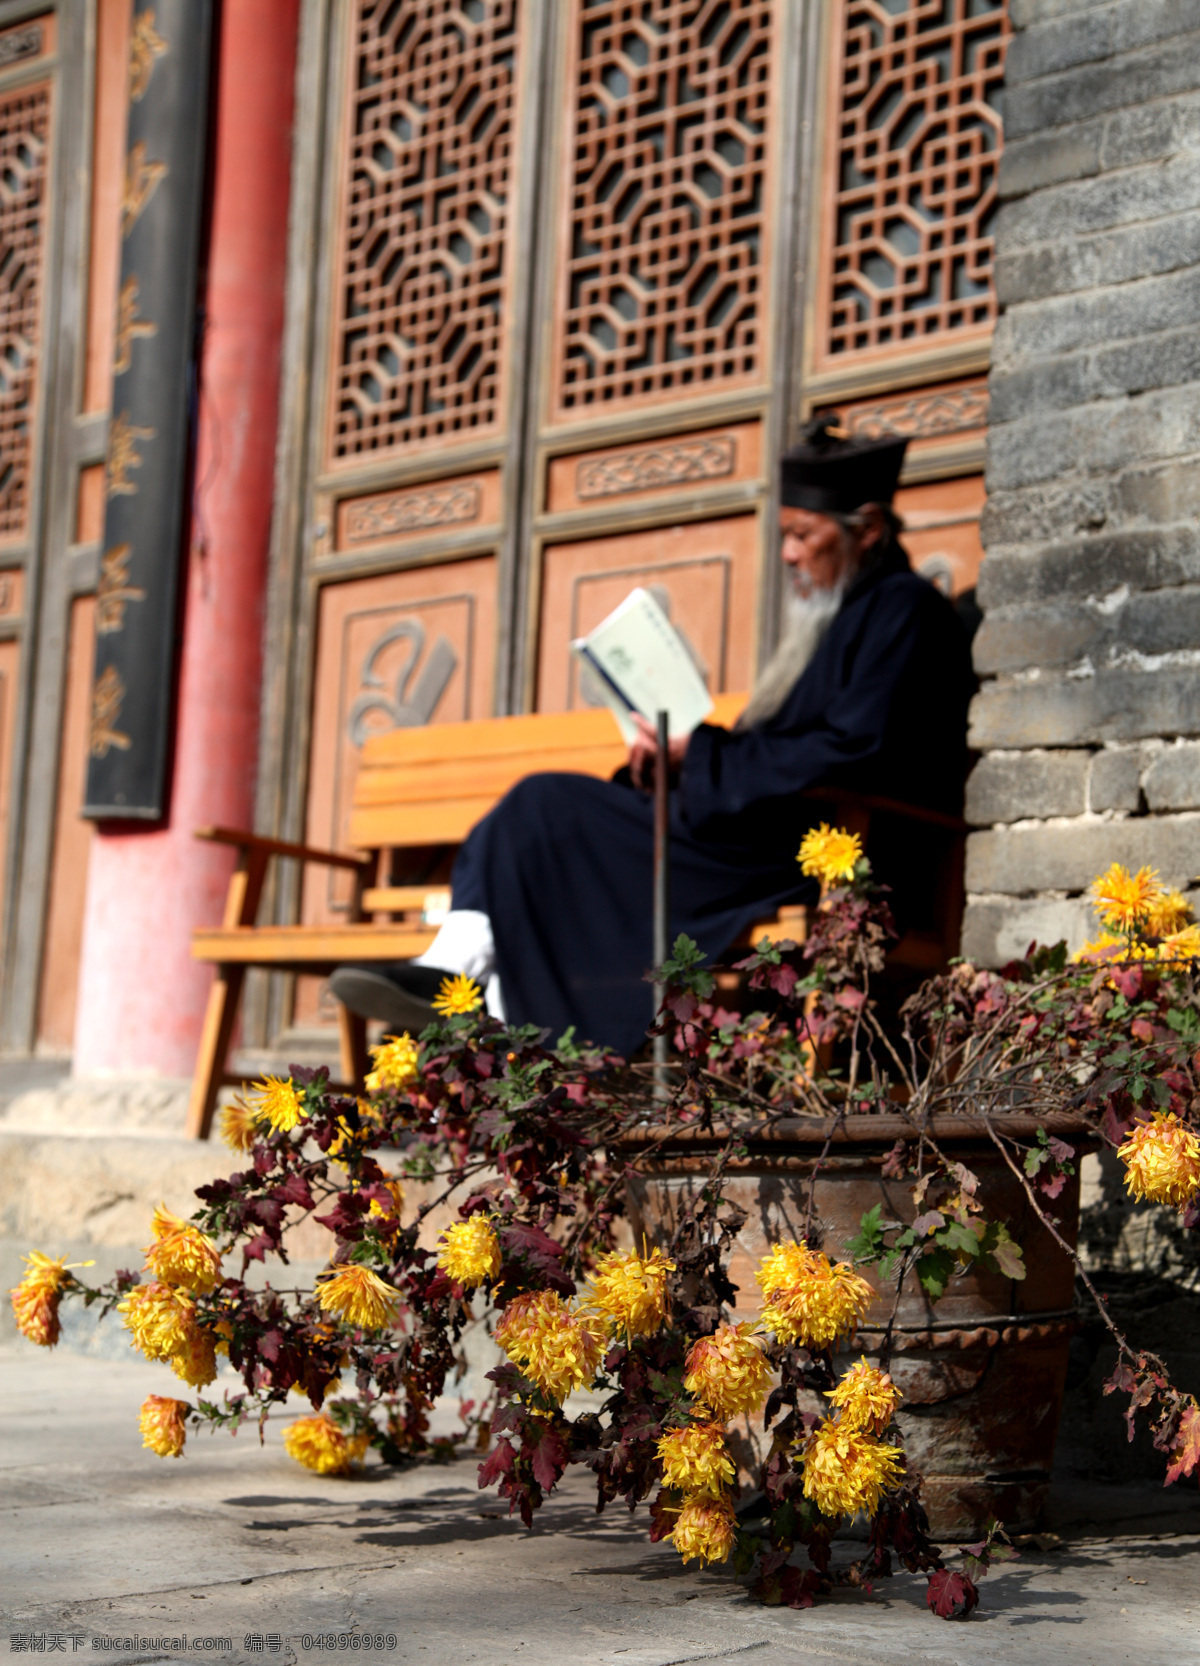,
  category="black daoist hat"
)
[780,418,908,514]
